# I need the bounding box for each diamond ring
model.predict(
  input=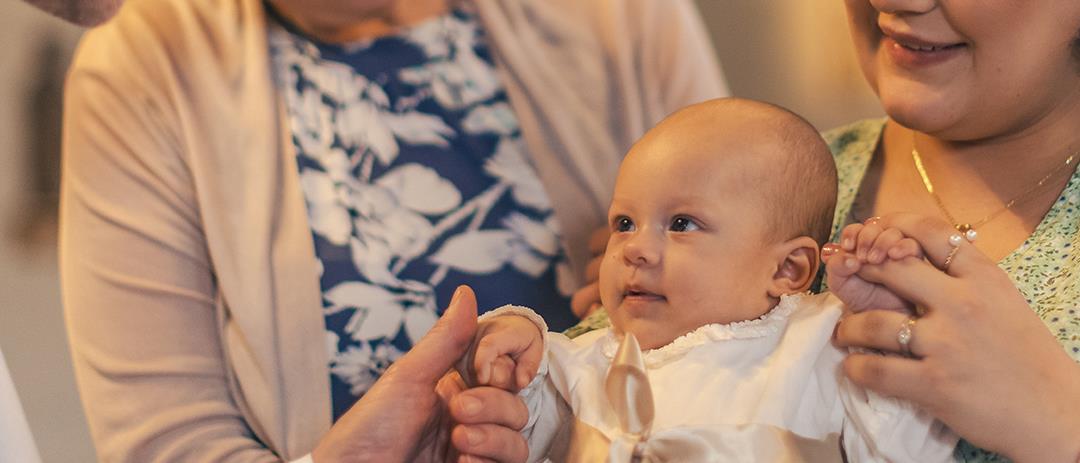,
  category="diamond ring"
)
[897,317,917,356]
